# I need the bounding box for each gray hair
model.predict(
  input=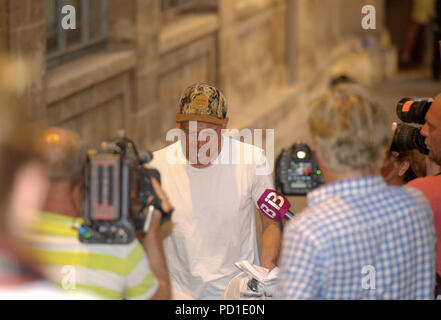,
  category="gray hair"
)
[308,85,391,174]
